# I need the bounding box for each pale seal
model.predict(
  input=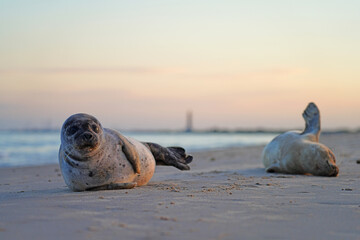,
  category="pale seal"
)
[262,102,339,177]
[59,113,193,191]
